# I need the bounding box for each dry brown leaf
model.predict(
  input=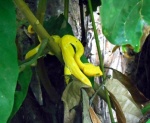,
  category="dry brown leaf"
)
[89,107,101,123]
[106,79,143,123]
[112,45,120,53]
[113,69,149,105]
[108,90,126,123]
